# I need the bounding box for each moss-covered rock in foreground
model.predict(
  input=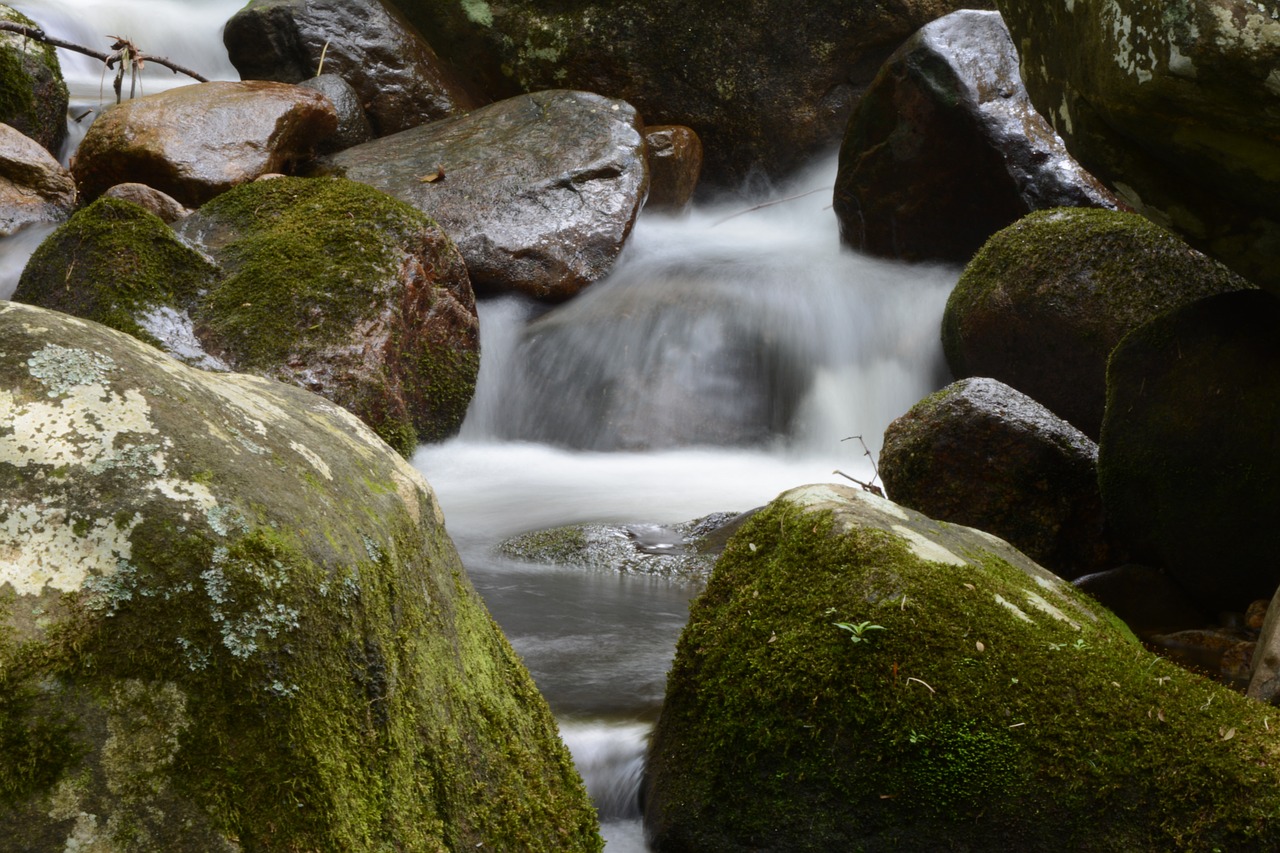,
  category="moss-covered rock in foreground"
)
[644,483,1280,851]
[0,303,599,851]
